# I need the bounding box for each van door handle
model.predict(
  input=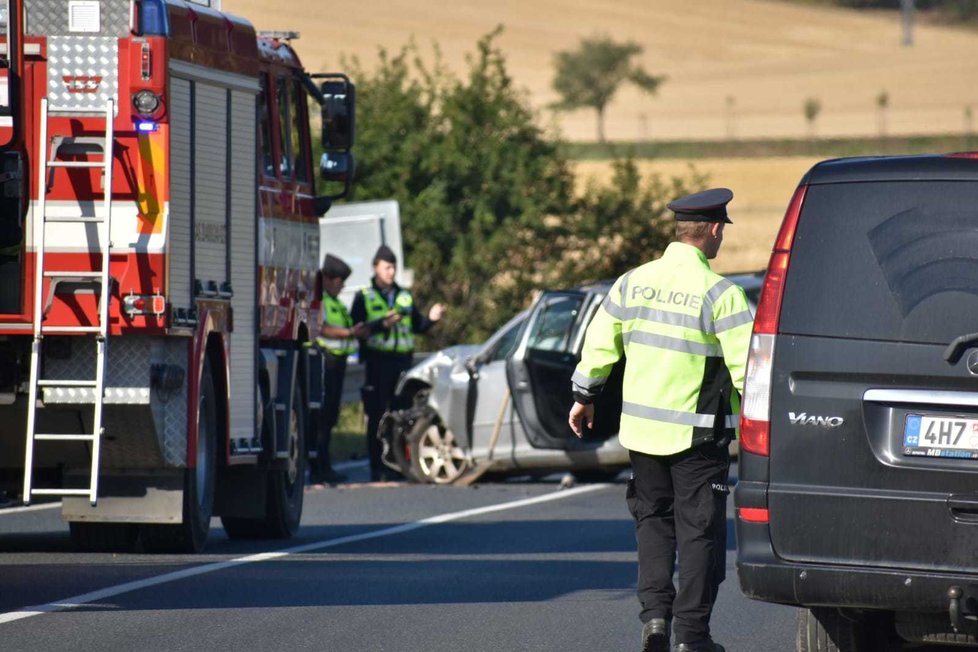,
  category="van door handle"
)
[947,494,978,522]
